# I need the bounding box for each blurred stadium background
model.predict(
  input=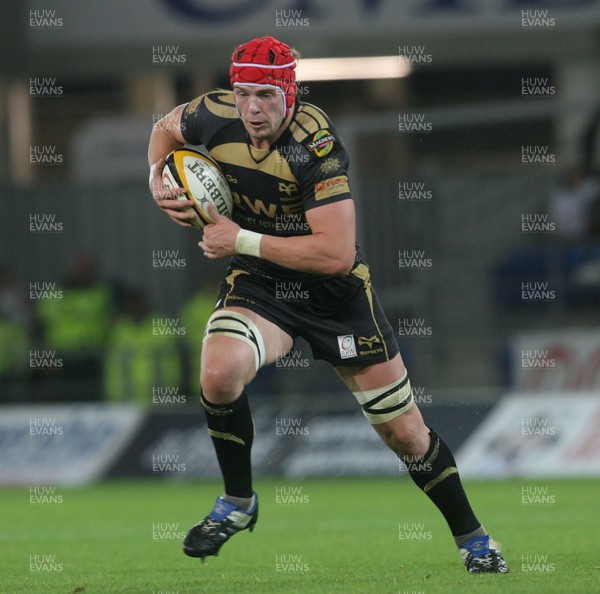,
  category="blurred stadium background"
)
[1,0,600,590]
